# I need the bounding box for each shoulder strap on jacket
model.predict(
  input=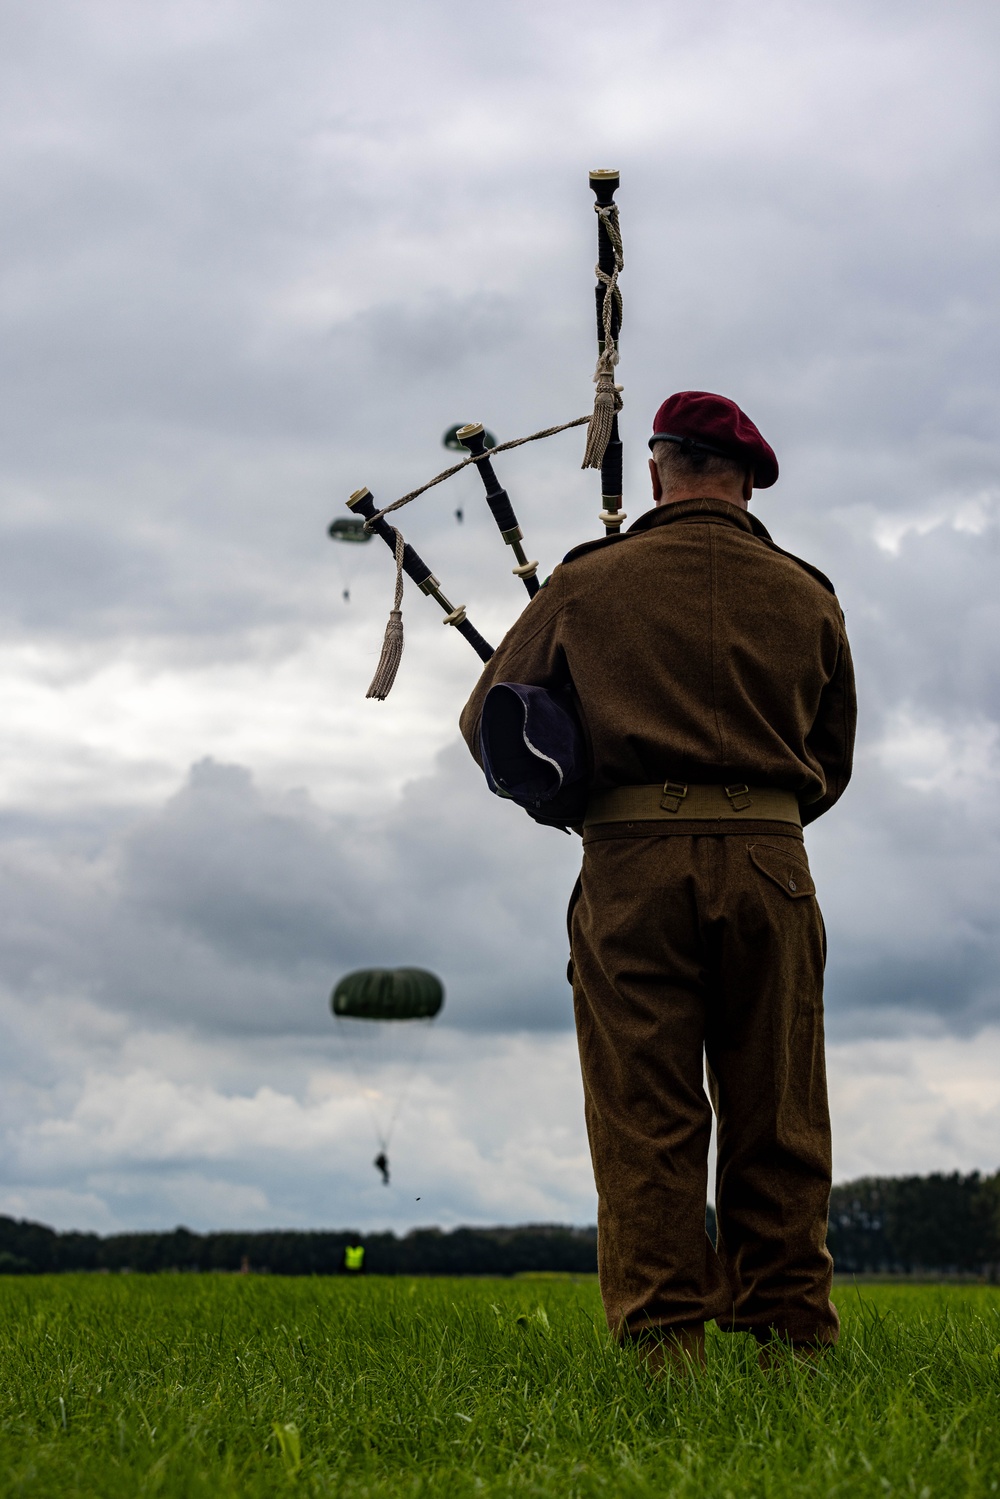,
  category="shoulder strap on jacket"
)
[743,515,838,595]
[560,532,631,566]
